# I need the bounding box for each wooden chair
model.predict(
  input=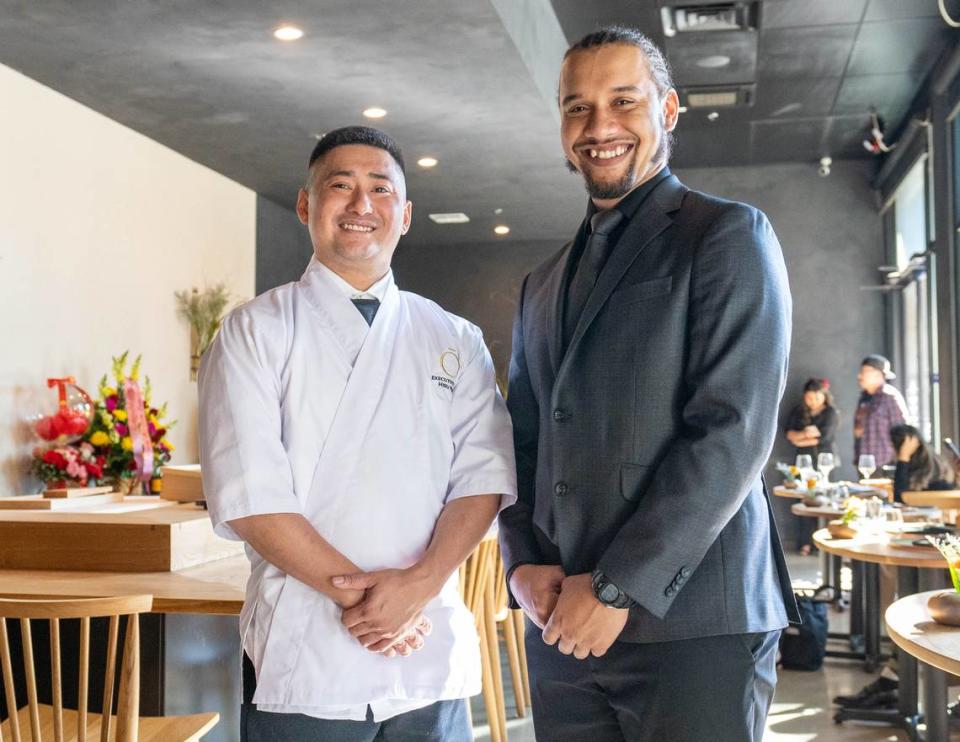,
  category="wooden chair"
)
[903,490,960,525]
[459,537,507,742]
[492,549,530,719]
[0,595,218,742]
